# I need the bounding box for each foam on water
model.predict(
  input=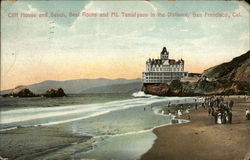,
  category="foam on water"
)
[132,91,154,98]
[0,95,203,131]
